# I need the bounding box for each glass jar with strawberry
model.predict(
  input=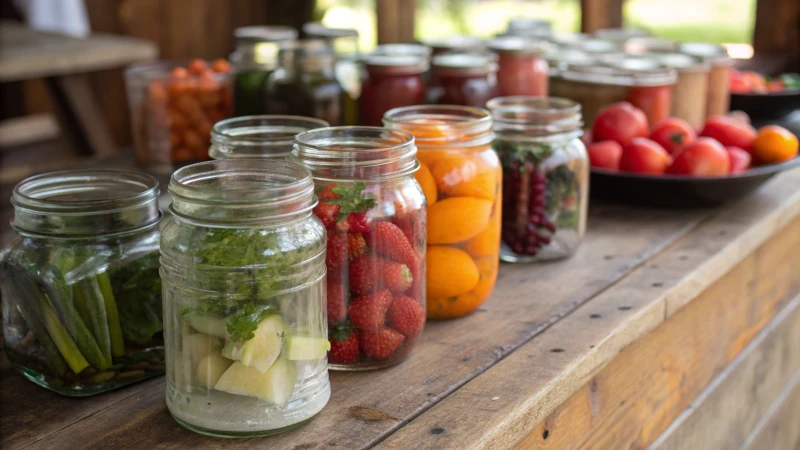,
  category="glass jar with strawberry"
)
[383,106,500,320]
[292,127,426,370]
[486,96,589,263]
